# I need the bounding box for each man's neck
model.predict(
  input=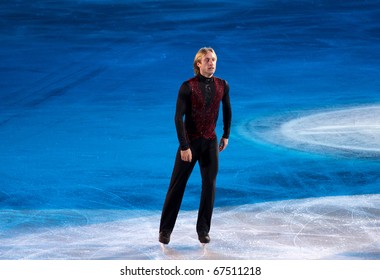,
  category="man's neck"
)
[198,74,214,83]
[200,73,213,78]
